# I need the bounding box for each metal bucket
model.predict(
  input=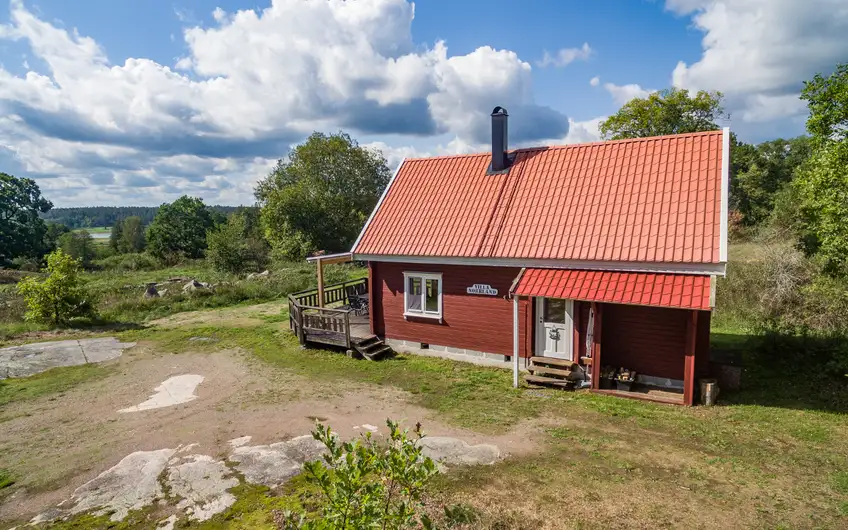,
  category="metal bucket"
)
[700,378,720,406]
